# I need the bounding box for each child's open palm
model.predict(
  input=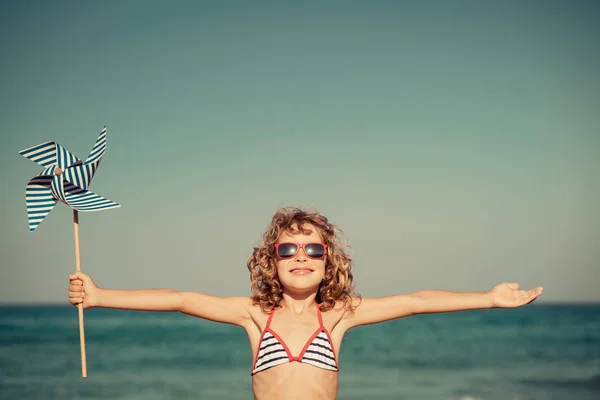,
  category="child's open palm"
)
[491,283,543,308]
